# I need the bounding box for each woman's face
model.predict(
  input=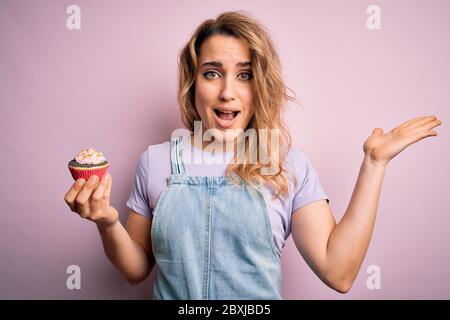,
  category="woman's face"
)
[194,35,255,144]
